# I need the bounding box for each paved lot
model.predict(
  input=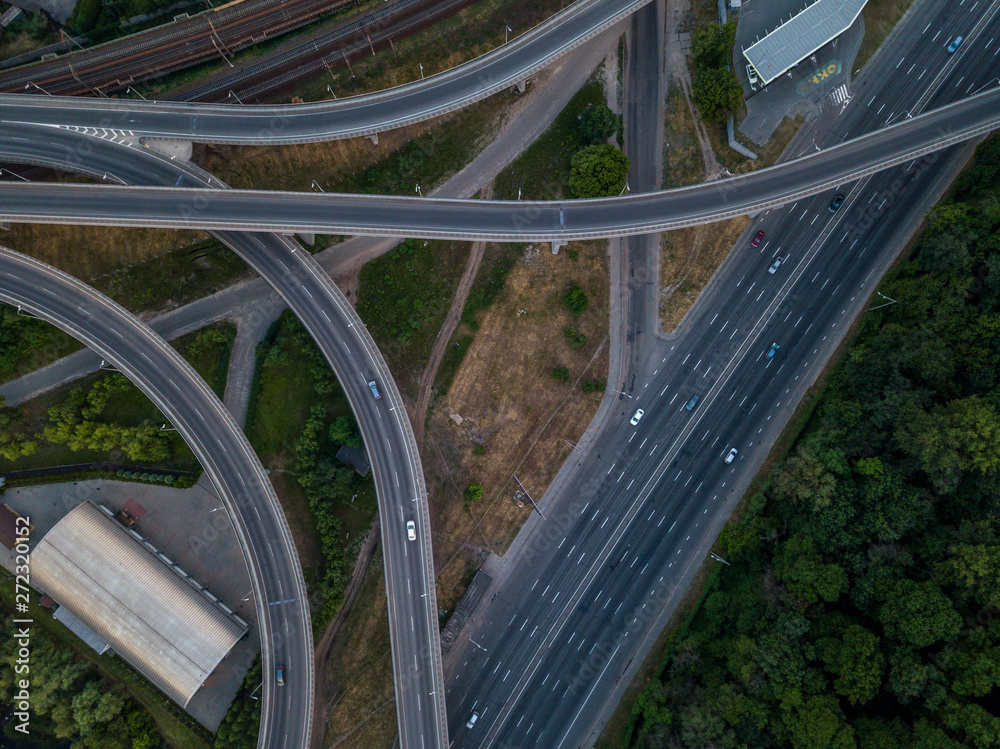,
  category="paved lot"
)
[734,0,864,144]
[0,476,258,731]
